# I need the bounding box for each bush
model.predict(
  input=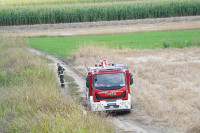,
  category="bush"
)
[162,40,170,48]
